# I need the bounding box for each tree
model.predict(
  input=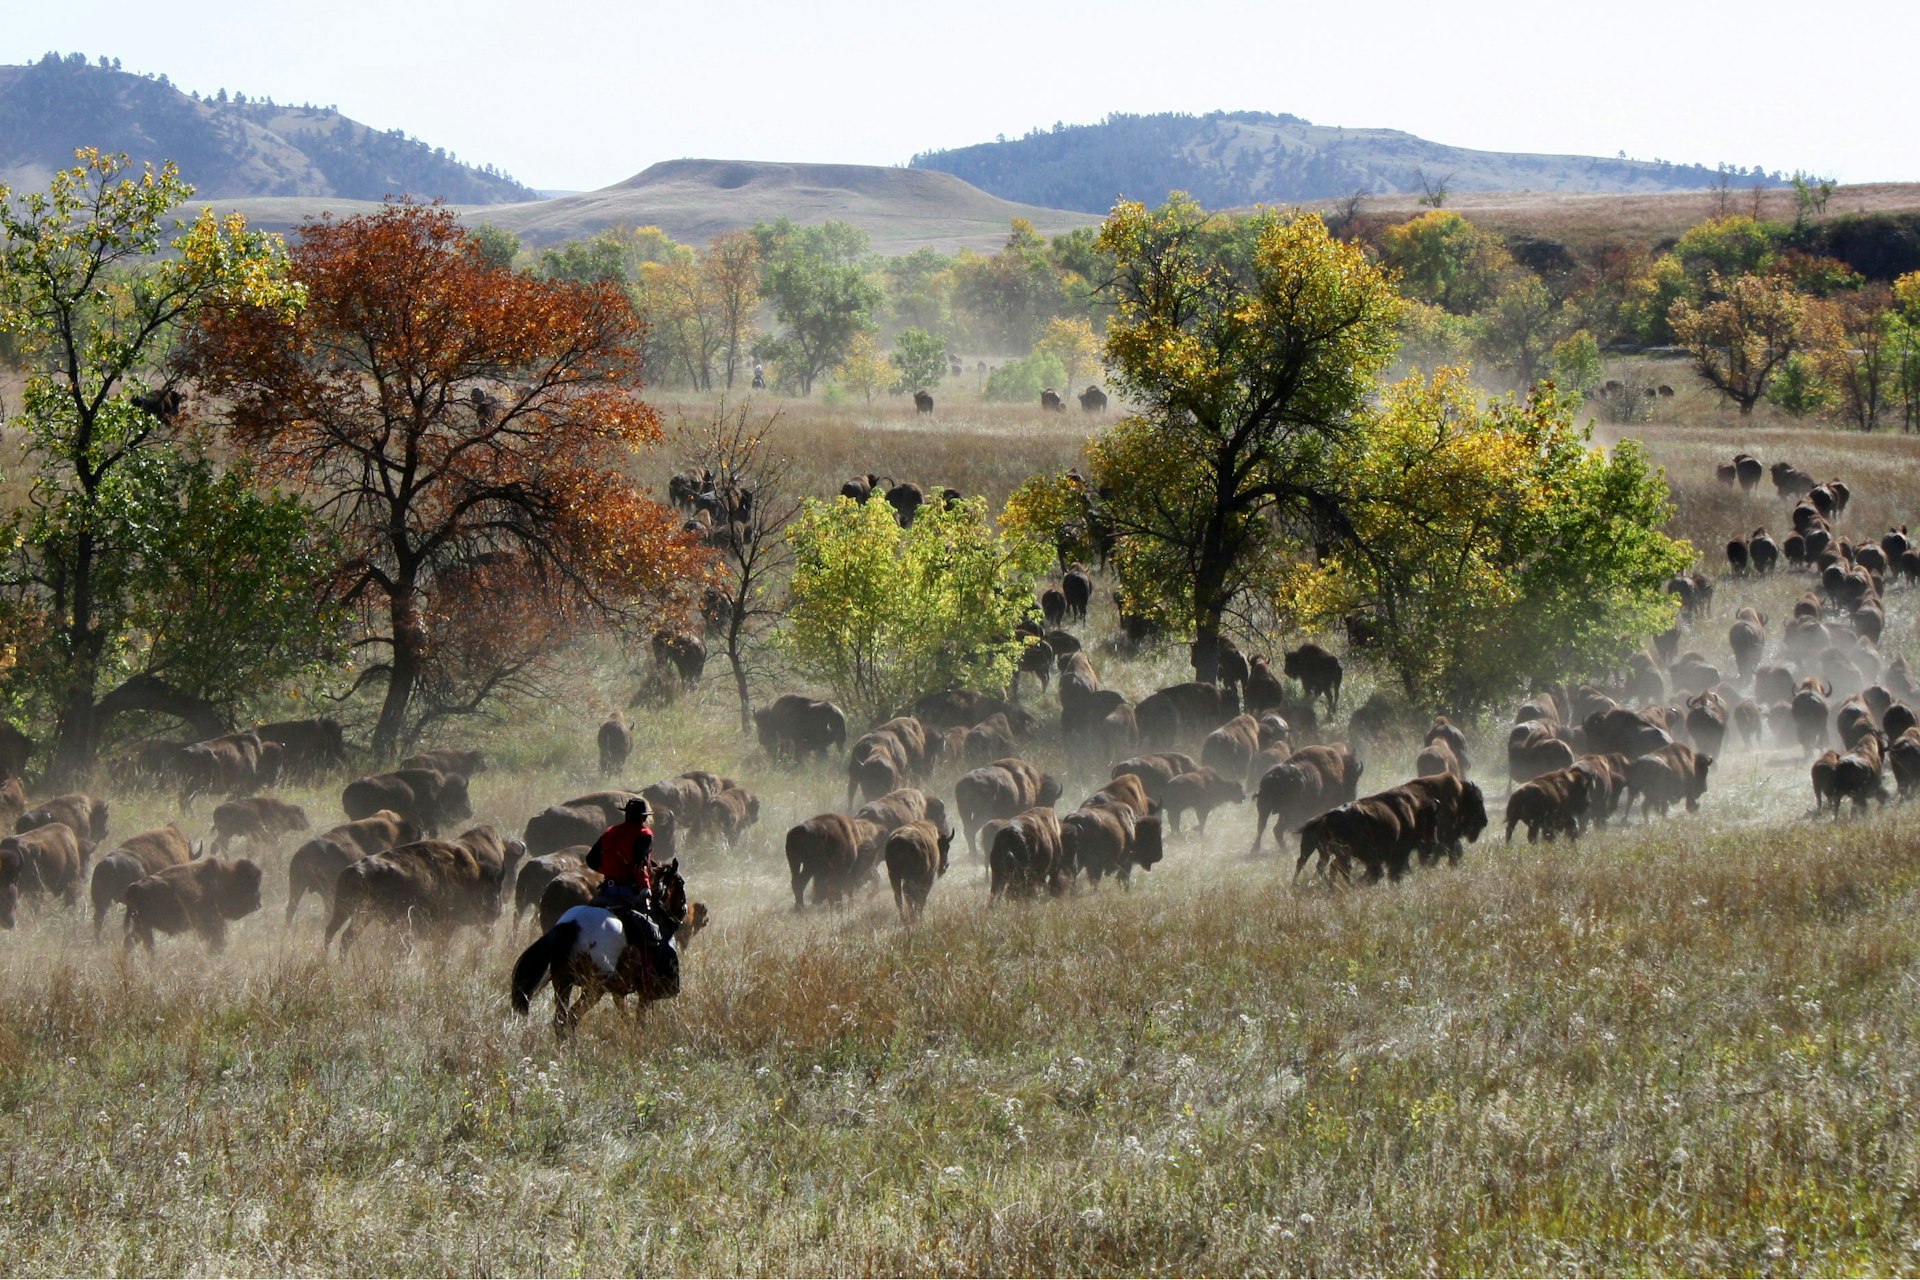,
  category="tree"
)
[755,219,881,395]
[952,219,1064,350]
[1380,211,1511,315]
[0,150,317,781]
[832,333,893,403]
[1891,272,1920,432]
[705,232,760,390]
[1669,272,1807,415]
[1089,196,1402,681]
[677,403,803,733]
[1549,329,1605,395]
[780,495,1047,725]
[1035,316,1103,393]
[1809,286,1895,431]
[889,327,946,394]
[1274,372,1691,709]
[1474,273,1566,387]
[186,202,708,757]
[984,351,1066,402]
[469,224,520,270]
